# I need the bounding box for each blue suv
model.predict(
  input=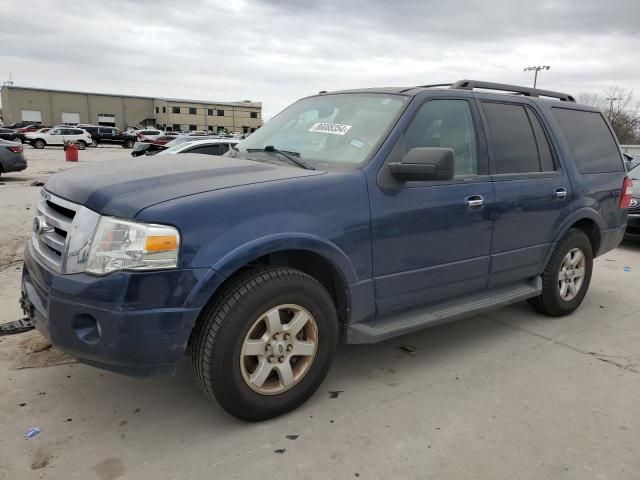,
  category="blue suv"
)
[21,80,631,420]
